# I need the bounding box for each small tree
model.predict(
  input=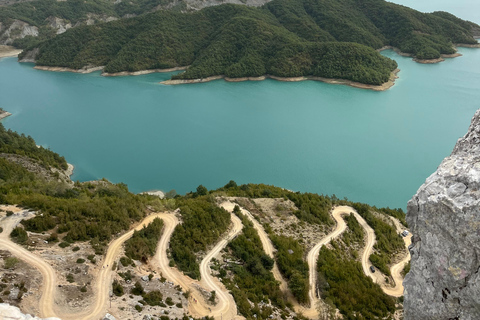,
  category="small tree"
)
[209,290,216,304]
[196,185,208,196]
[112,280,124,296]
